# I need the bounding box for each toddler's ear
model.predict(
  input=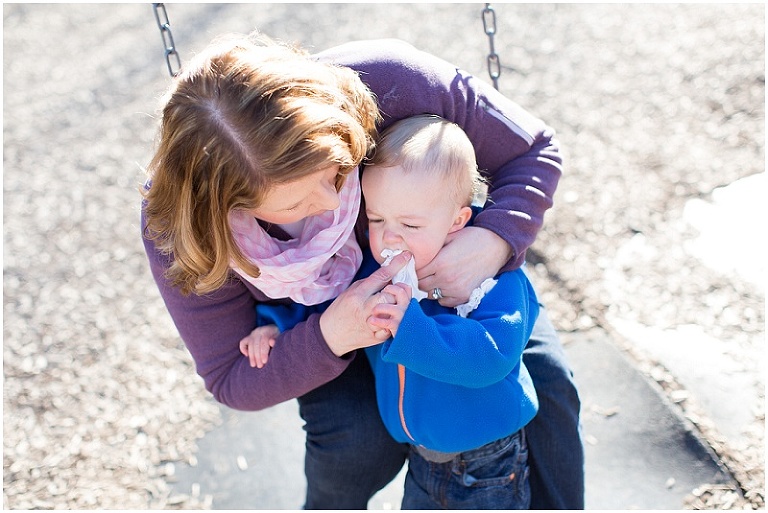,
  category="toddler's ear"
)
[448,206,473,233]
